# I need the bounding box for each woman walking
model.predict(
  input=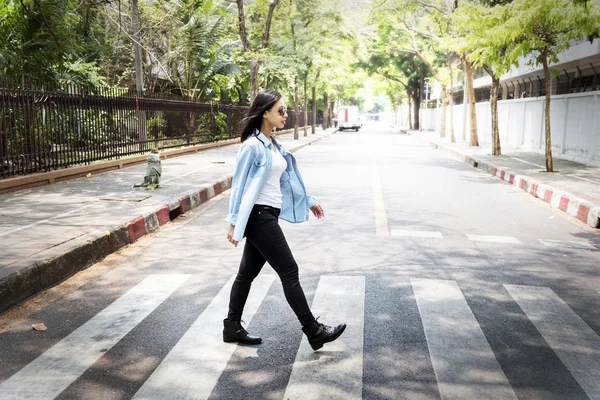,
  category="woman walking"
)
[224,90,345,351]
